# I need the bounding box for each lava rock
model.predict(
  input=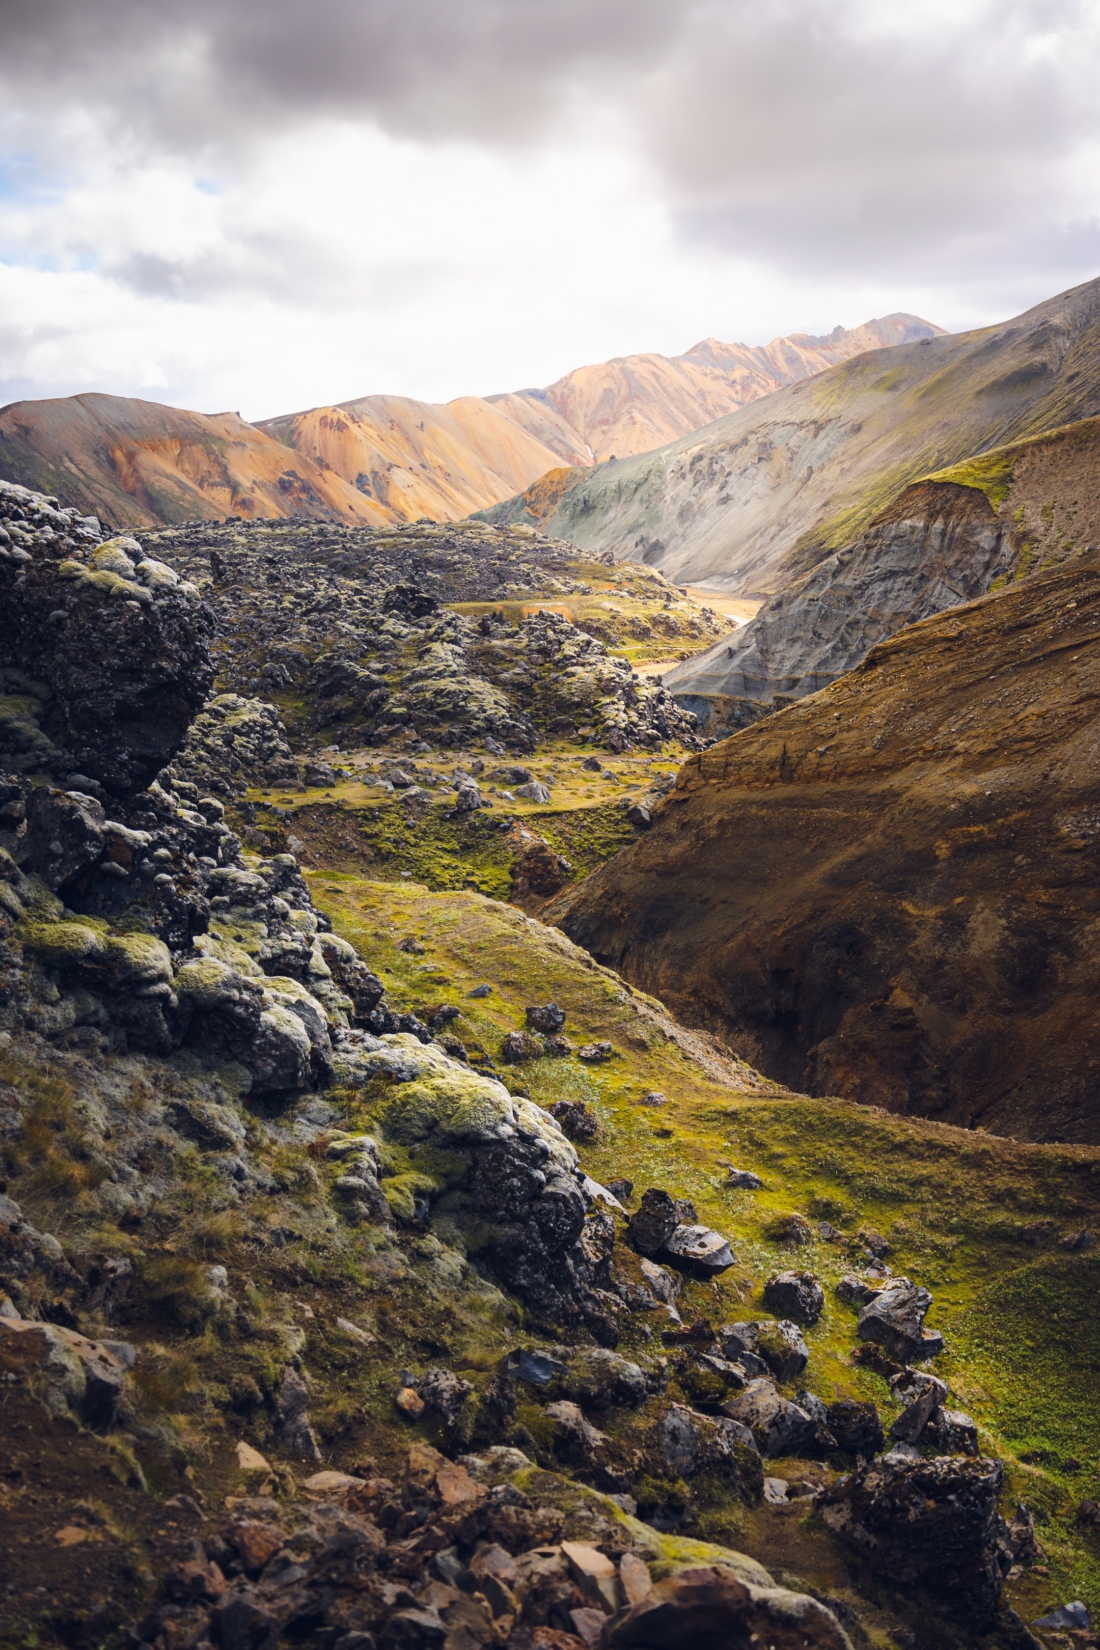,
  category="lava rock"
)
[763,1270,824,1326]
[820,1453,1006,1625]
[825,1399,885,1458]
[526,1002,567,1034]
[857,1282,943,1363]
